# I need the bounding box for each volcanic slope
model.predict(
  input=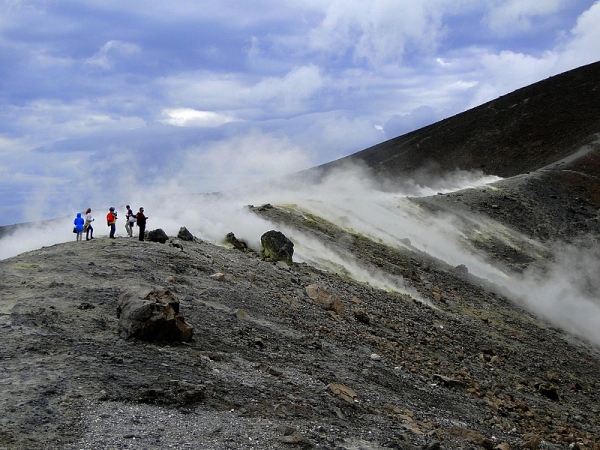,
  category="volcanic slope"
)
[1,61,600,450]
[334,60,600,180]
[1,226,599,449]
[313,60,600,252]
